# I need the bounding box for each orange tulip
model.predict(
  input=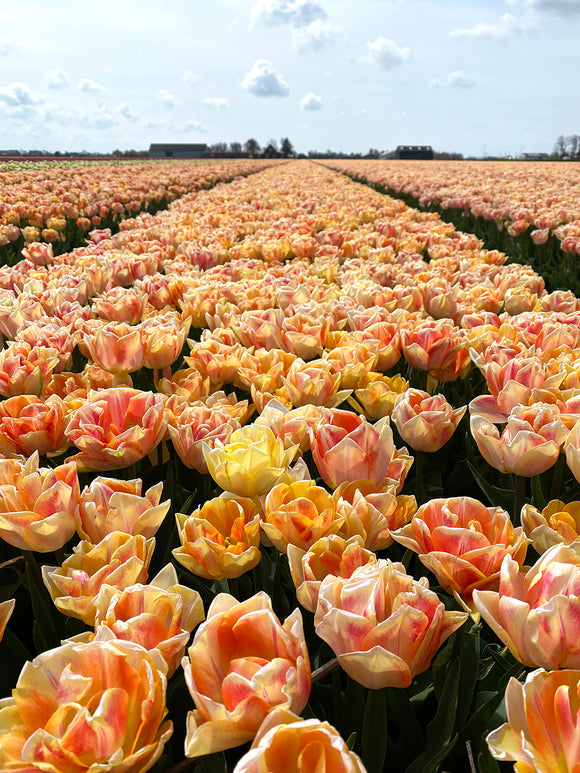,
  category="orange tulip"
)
[487,668,580,772]
[315,560,467,689]
[42,531,155,624]
[65,388,167,471]
[282,357,351,408]
[141,312,191,369]
[92,285,148,324]
[392,496,527,608]
[167,404,241,474]
[173,494,261,580]
[392,388,466,452]
[0,598,15,643]
[522,499,580,553]
[0,452,80,552]
[83,322,146,373]
[76,476,170,543]
[0,638,172,773]
[0,394,70,457]
[183,592,311,756]
[233,707,368,773]
[0,341,59,397]
[353,372,409,420]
